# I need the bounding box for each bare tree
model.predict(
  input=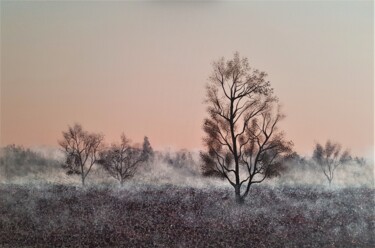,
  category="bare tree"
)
[312,140,351,186]
[201,52,292,203]
[98,134,148,186]
[58,123,103,186]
